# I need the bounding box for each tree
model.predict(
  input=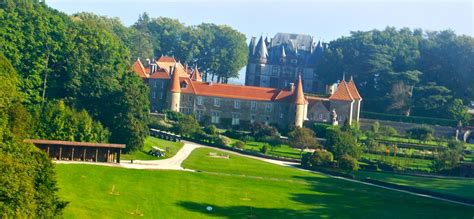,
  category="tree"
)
[447,98,472,127]
[234,141,245,149]
[249,122,279,140]
[175,115,201,137]
[325,128,361,160]
[431,147,462,173]
[288,127,319,156]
